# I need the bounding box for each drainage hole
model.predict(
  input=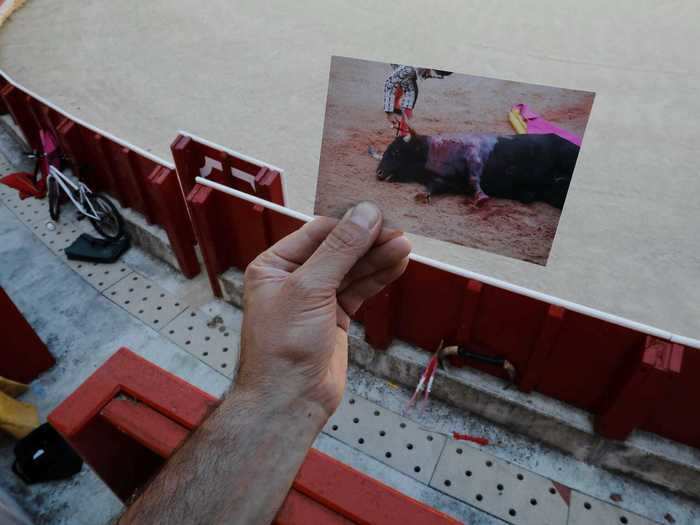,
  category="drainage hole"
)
[222,347,228,352]
[414,466,421,473]
[203,352,208,356]
[349,399,355,404]
[373,410,380,416]
[357,438,364,444]
[517,474,524,481]
[584,502,591,510]
[456,448,463,455]
[205,336,210,341]
[379,430,386,437]
[486,460,493,467]
[352,418,359,424]
[331,425,338,431]
[399,422,406,428]
[497,484,504,491]
[476,494,483,502]
[406,443,413,450]
[619,518,628,524]
[530,498,537,506]
[221,364,227,368]
[549,487,557,495]
[385,452,392,458]
[426,435,433,442]
[465,470,472,477]
[443,479,451,487]
[508,509,516,517]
